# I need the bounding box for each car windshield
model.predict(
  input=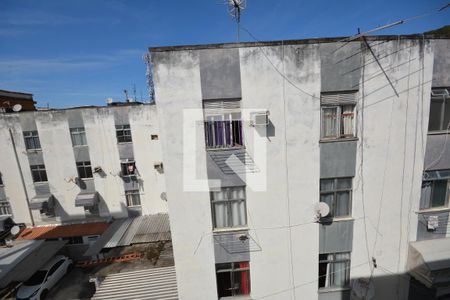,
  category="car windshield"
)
[24,270,47,285]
